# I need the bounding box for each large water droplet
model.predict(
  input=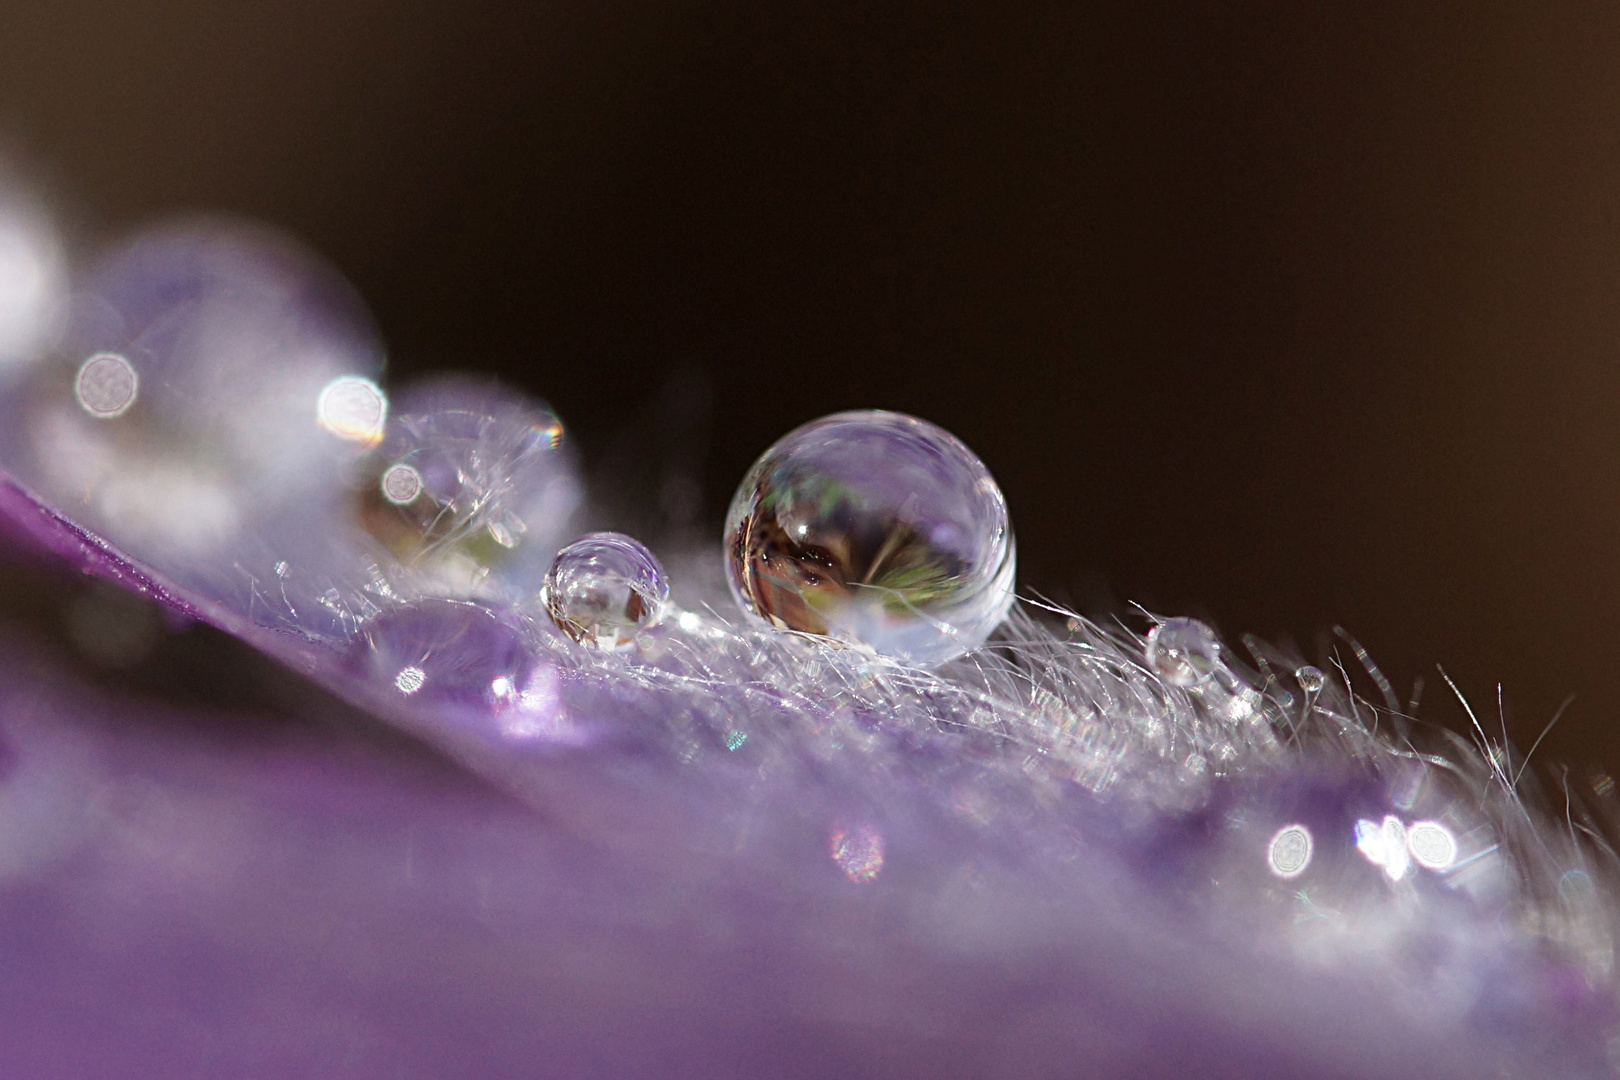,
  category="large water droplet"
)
[355,377,582,602]
[724,410,1015,665]
[543,532,668,650]
[1145,617,1220,687]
